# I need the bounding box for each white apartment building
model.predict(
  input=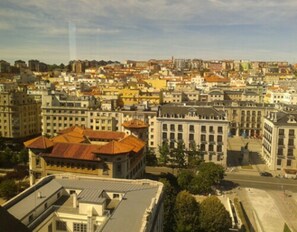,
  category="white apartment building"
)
[2,175,164,232]
[151,104,229,166]
[262,110,297,173]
